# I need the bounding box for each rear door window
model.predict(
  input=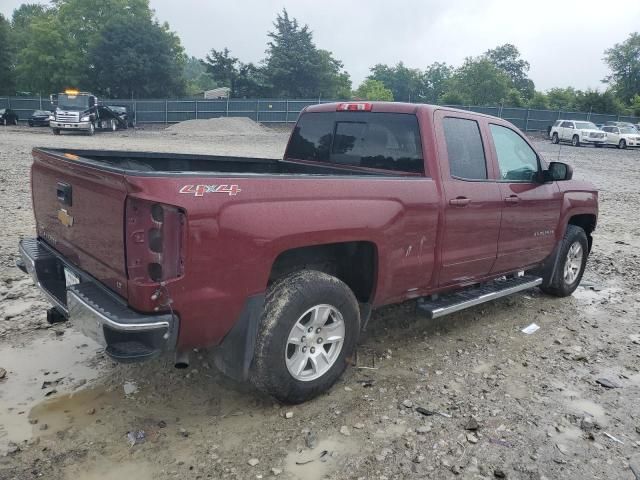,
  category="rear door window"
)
[285,112,424,174]
[442,117,487,180]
